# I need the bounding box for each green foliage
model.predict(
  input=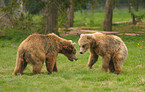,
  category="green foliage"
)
[23,0,45,14]
[128,0,145,23]
[73,0,98,11]
[57,0,70,28]
[0,0,36,31]
[13,14,34,31]
[0,0,20,13]
[0,29,31,42]
[128,0,141,11]
[113,0,119,8]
